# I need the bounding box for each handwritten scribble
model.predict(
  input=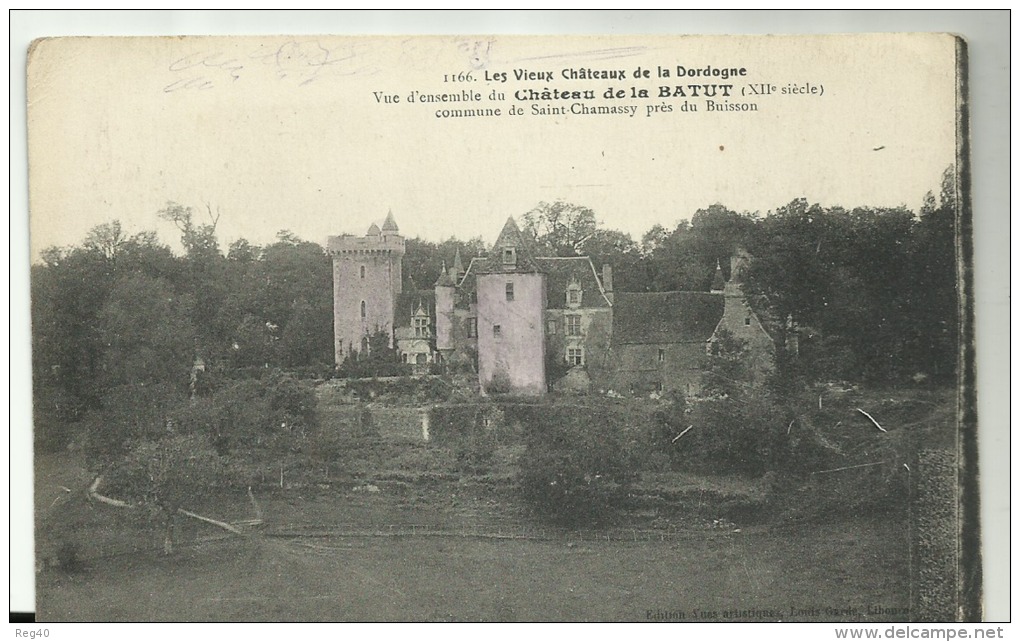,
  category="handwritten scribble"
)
[164,39,378,93]
[458,39,494,70]
[168,51,244,80]
[163,76,215,93]
[249,40,377,86]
